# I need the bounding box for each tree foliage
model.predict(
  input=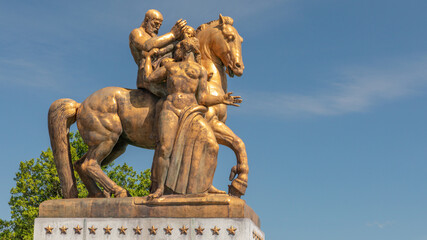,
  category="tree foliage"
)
[0,132,151,239]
